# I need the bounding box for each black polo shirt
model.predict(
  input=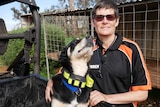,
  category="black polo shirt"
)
[88,34,151,107]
